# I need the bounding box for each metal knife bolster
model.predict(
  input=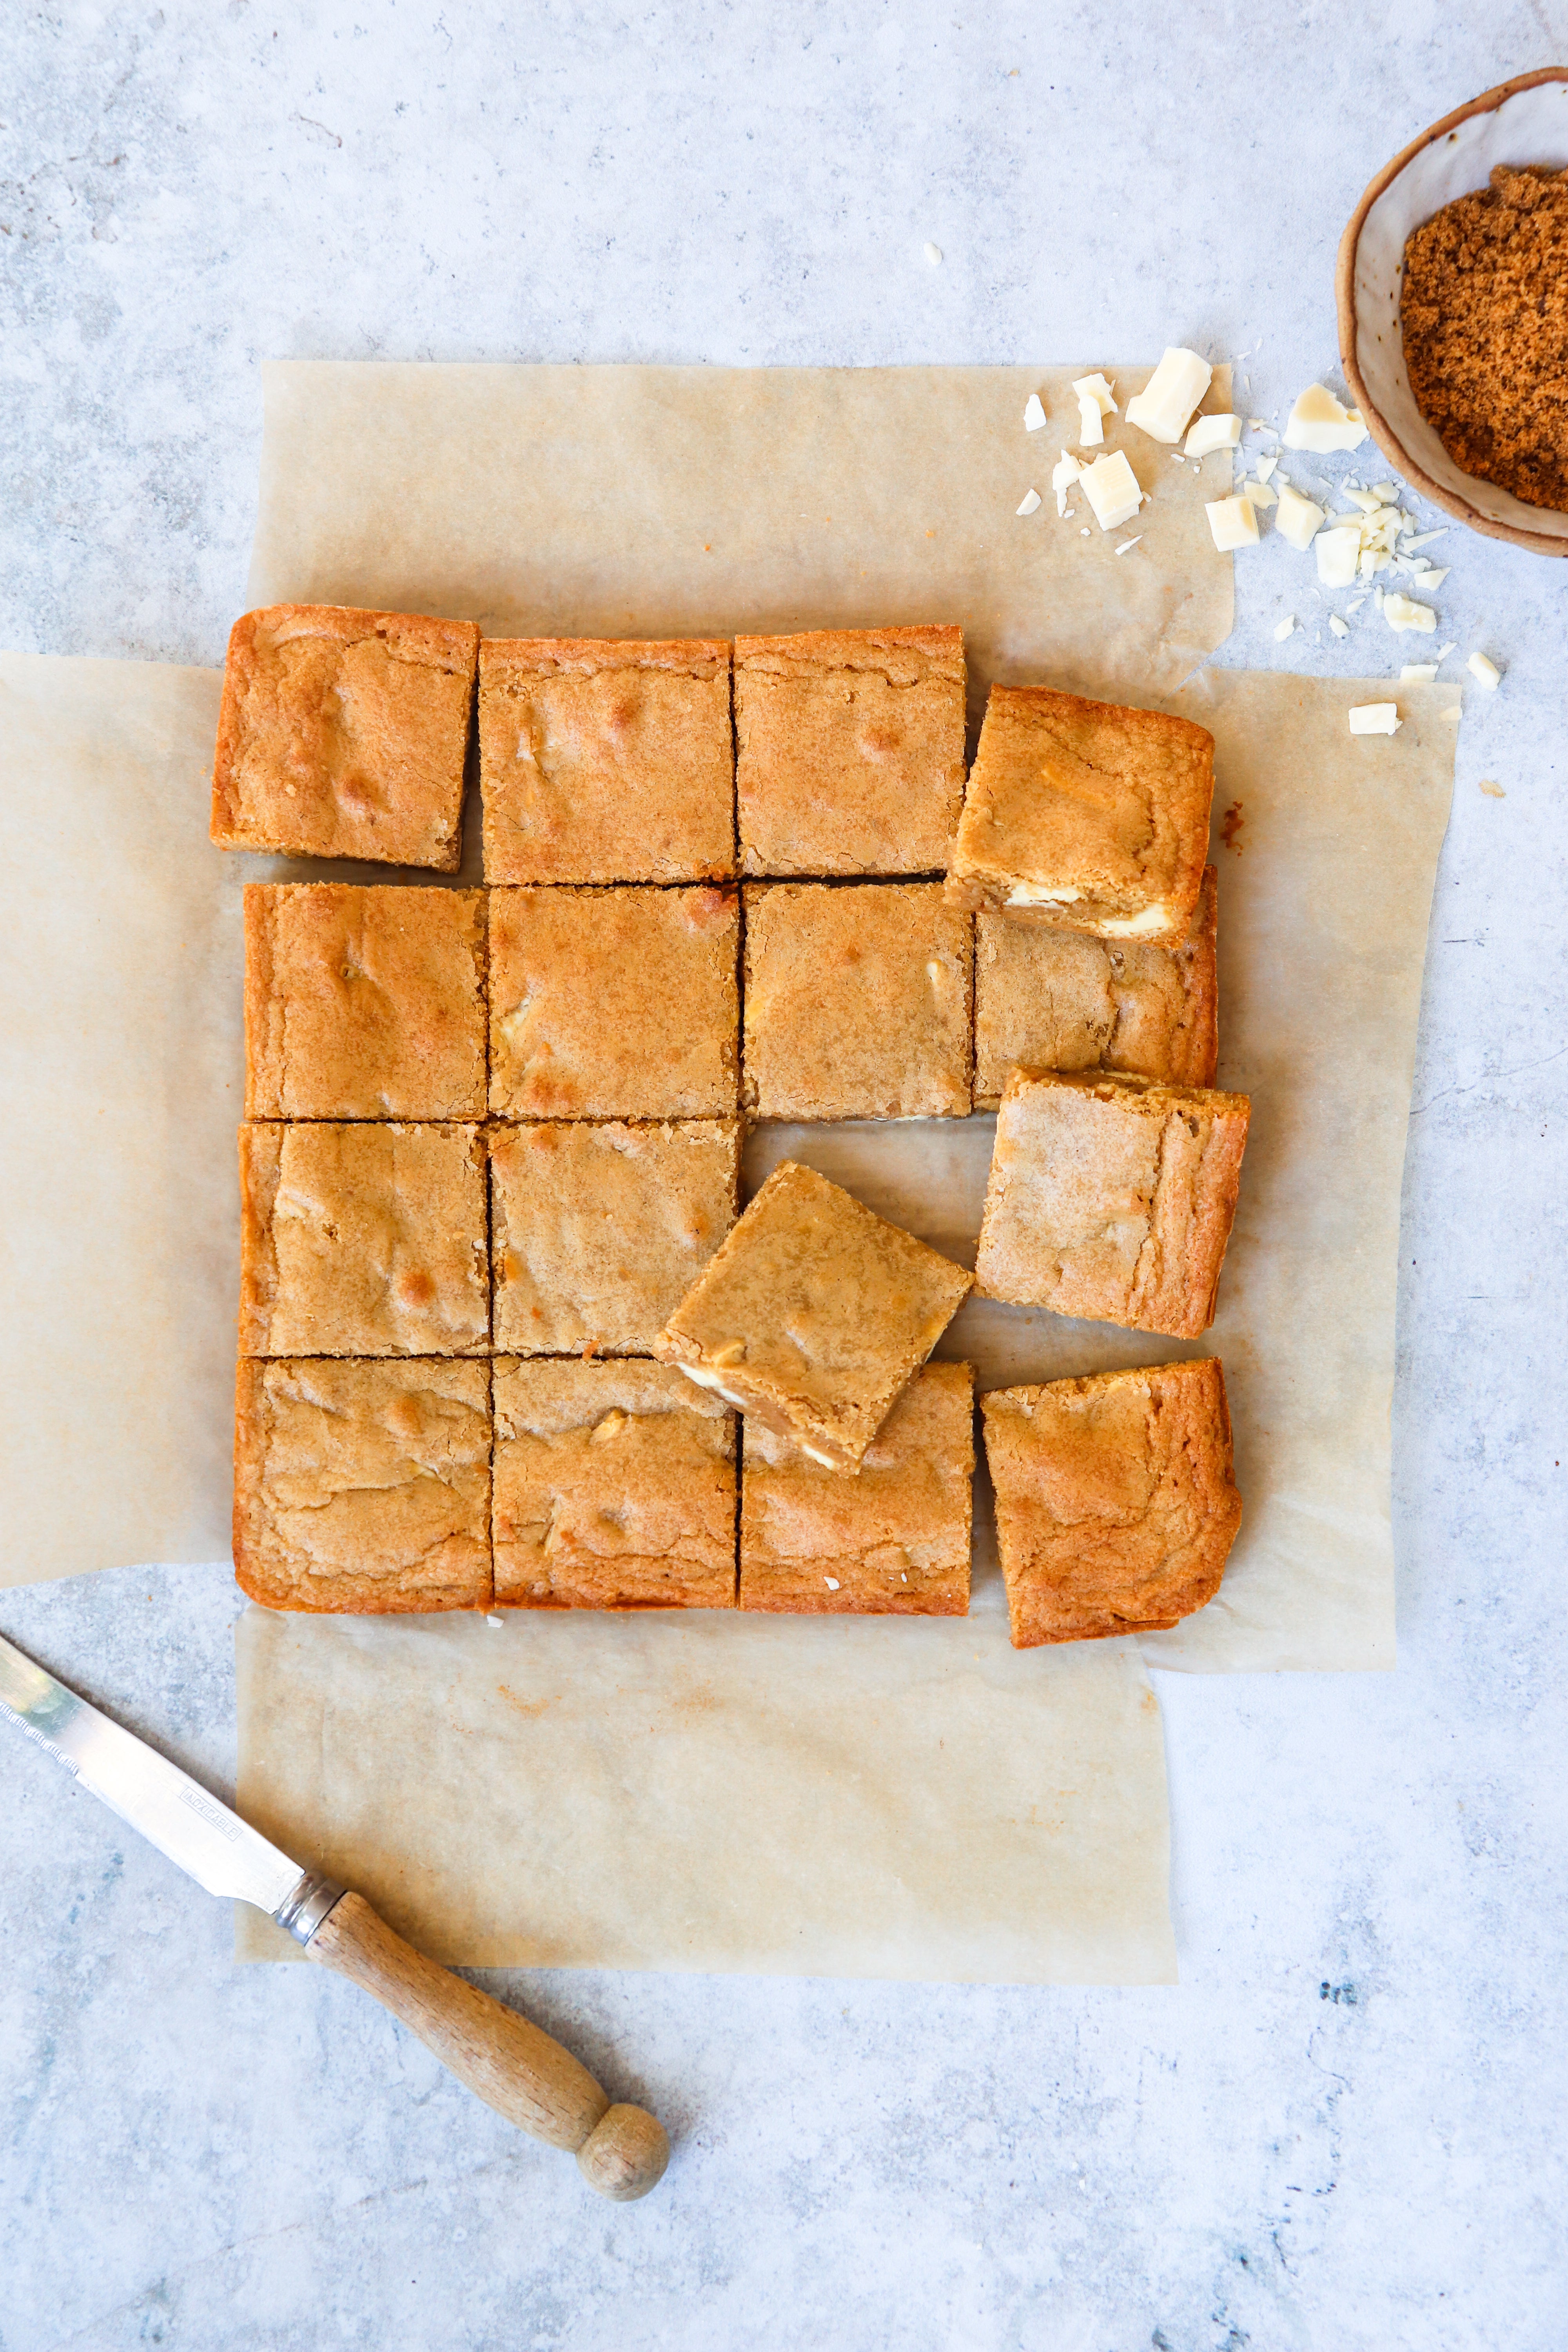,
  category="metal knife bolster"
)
[275,1869,346,1945]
